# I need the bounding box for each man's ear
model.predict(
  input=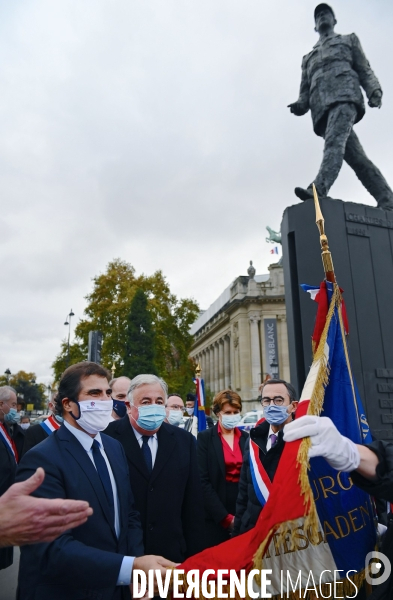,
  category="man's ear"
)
[62,397,73,413]
[290,401,299,413]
